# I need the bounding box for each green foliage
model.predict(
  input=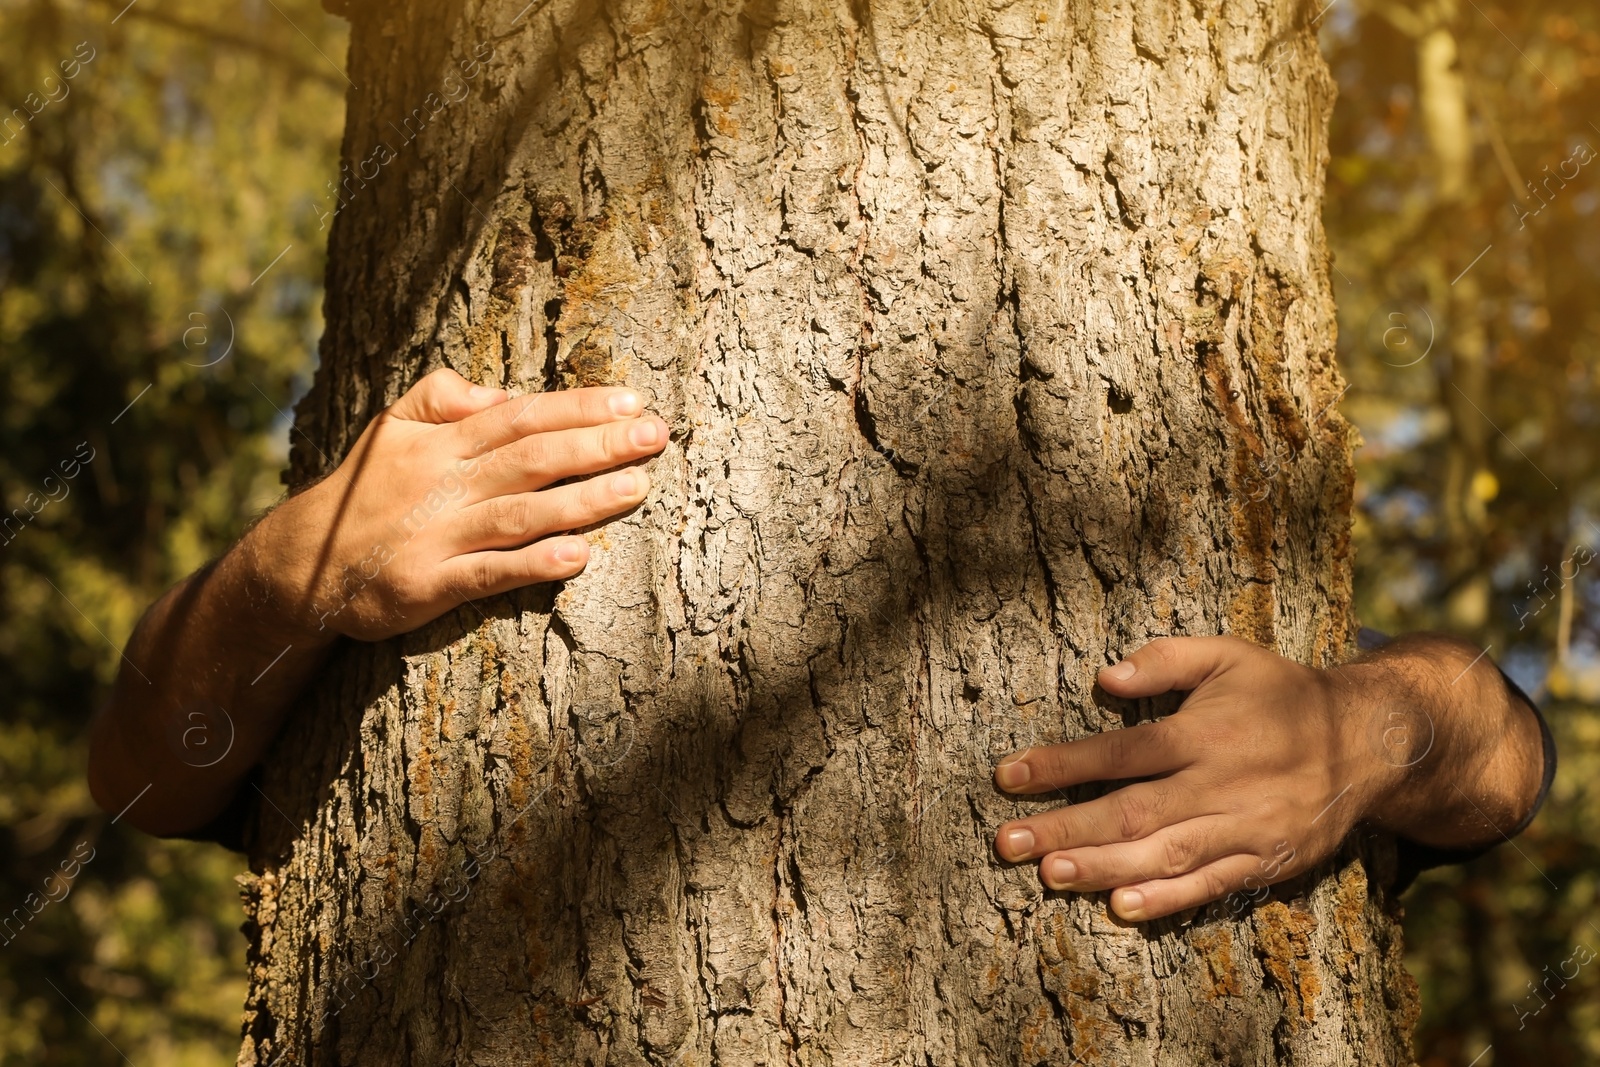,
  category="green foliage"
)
[1326,2,1600,1062]
[2,0,1596,1062]
[0,0,344,1061]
